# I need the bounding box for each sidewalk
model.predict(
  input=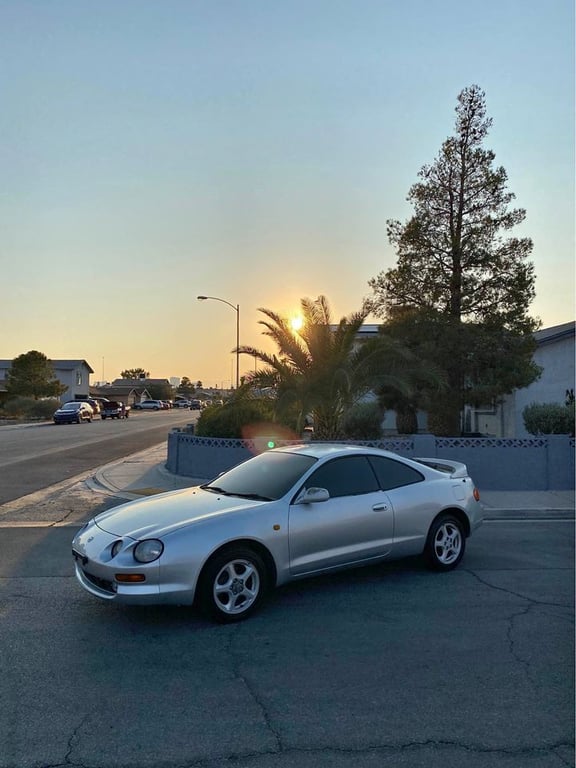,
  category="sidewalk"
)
[89,443,575,519]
